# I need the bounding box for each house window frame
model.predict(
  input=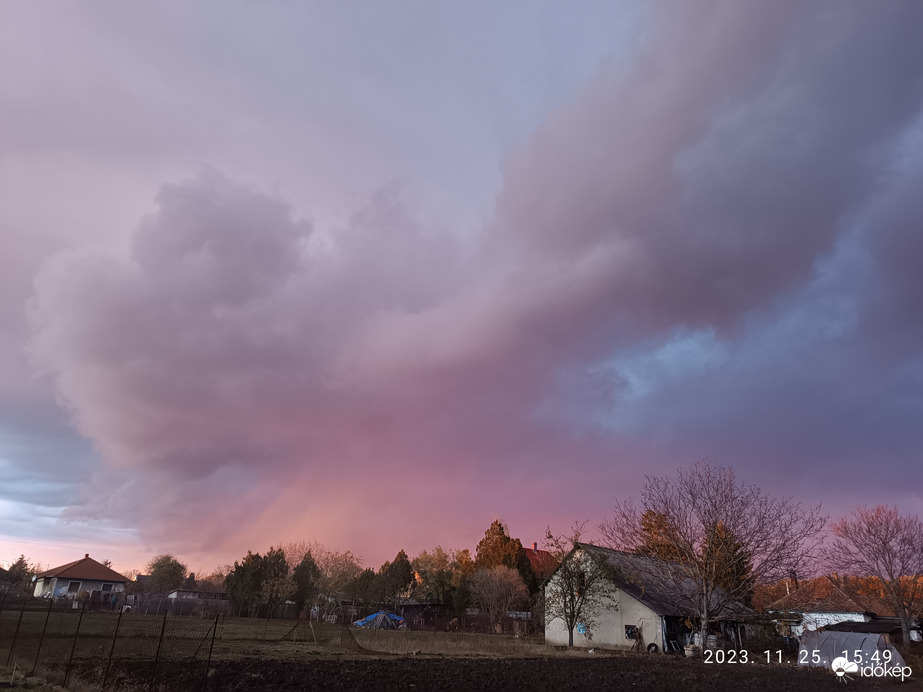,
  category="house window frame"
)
[67,581,82,596]
[101,583,113,592]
